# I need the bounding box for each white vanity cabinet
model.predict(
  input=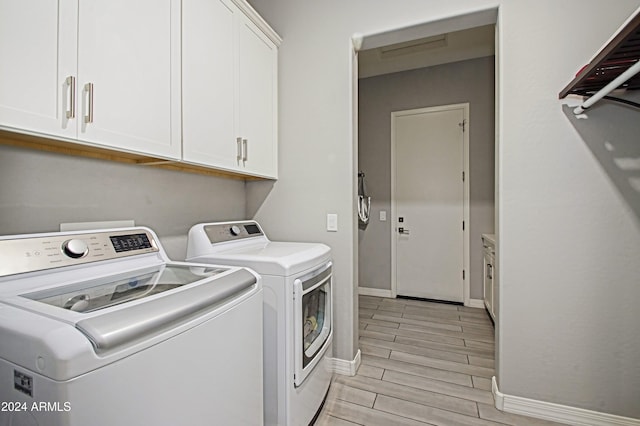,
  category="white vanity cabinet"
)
[482,234,496,322]
[0,0,182,160]
[182,0,280,179]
